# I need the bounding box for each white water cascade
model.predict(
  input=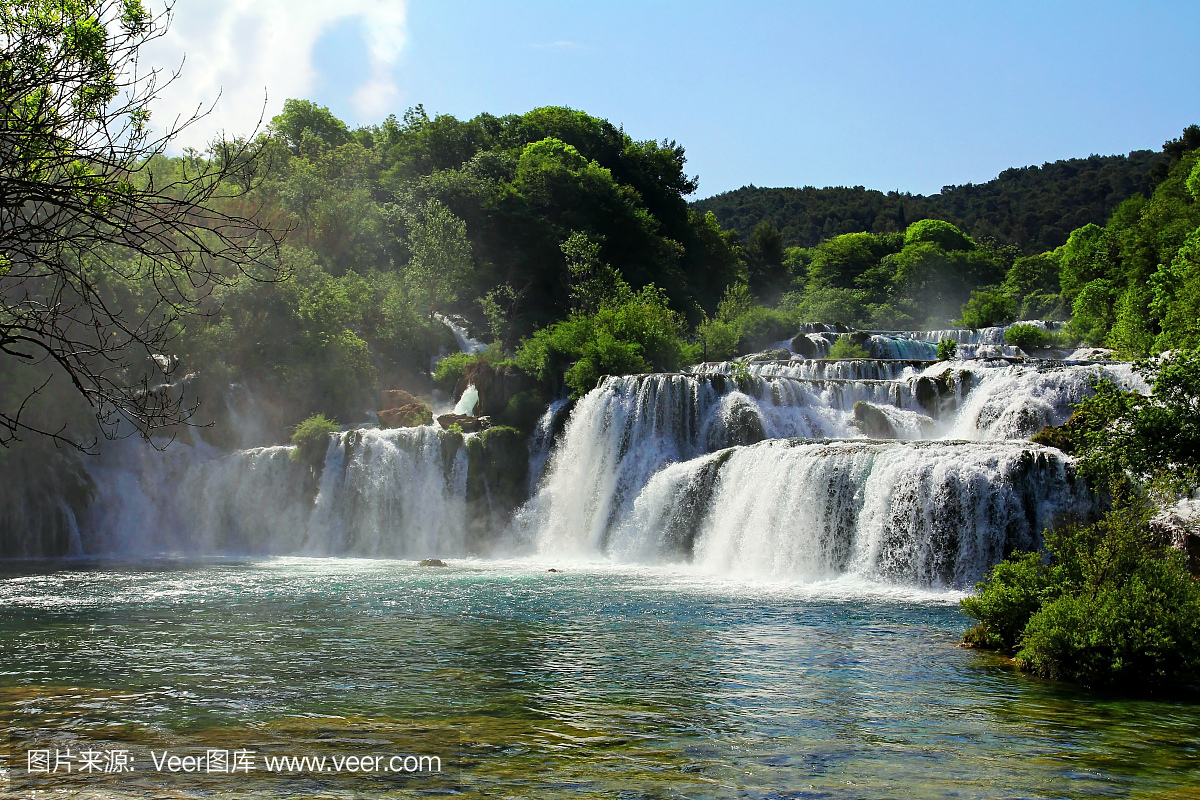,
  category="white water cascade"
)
[601,439,1088,586]
[10,316,1153,589]
[516,338,1145,585]
[81,427,469,558]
